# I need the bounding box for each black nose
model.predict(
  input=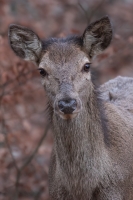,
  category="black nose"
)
[58,99,77,114]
